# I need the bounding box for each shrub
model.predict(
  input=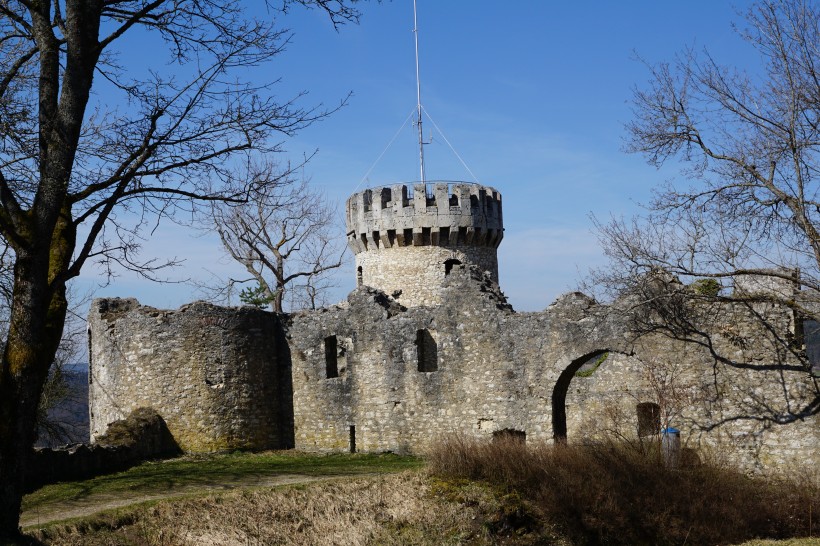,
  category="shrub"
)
[428,436,818,545]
